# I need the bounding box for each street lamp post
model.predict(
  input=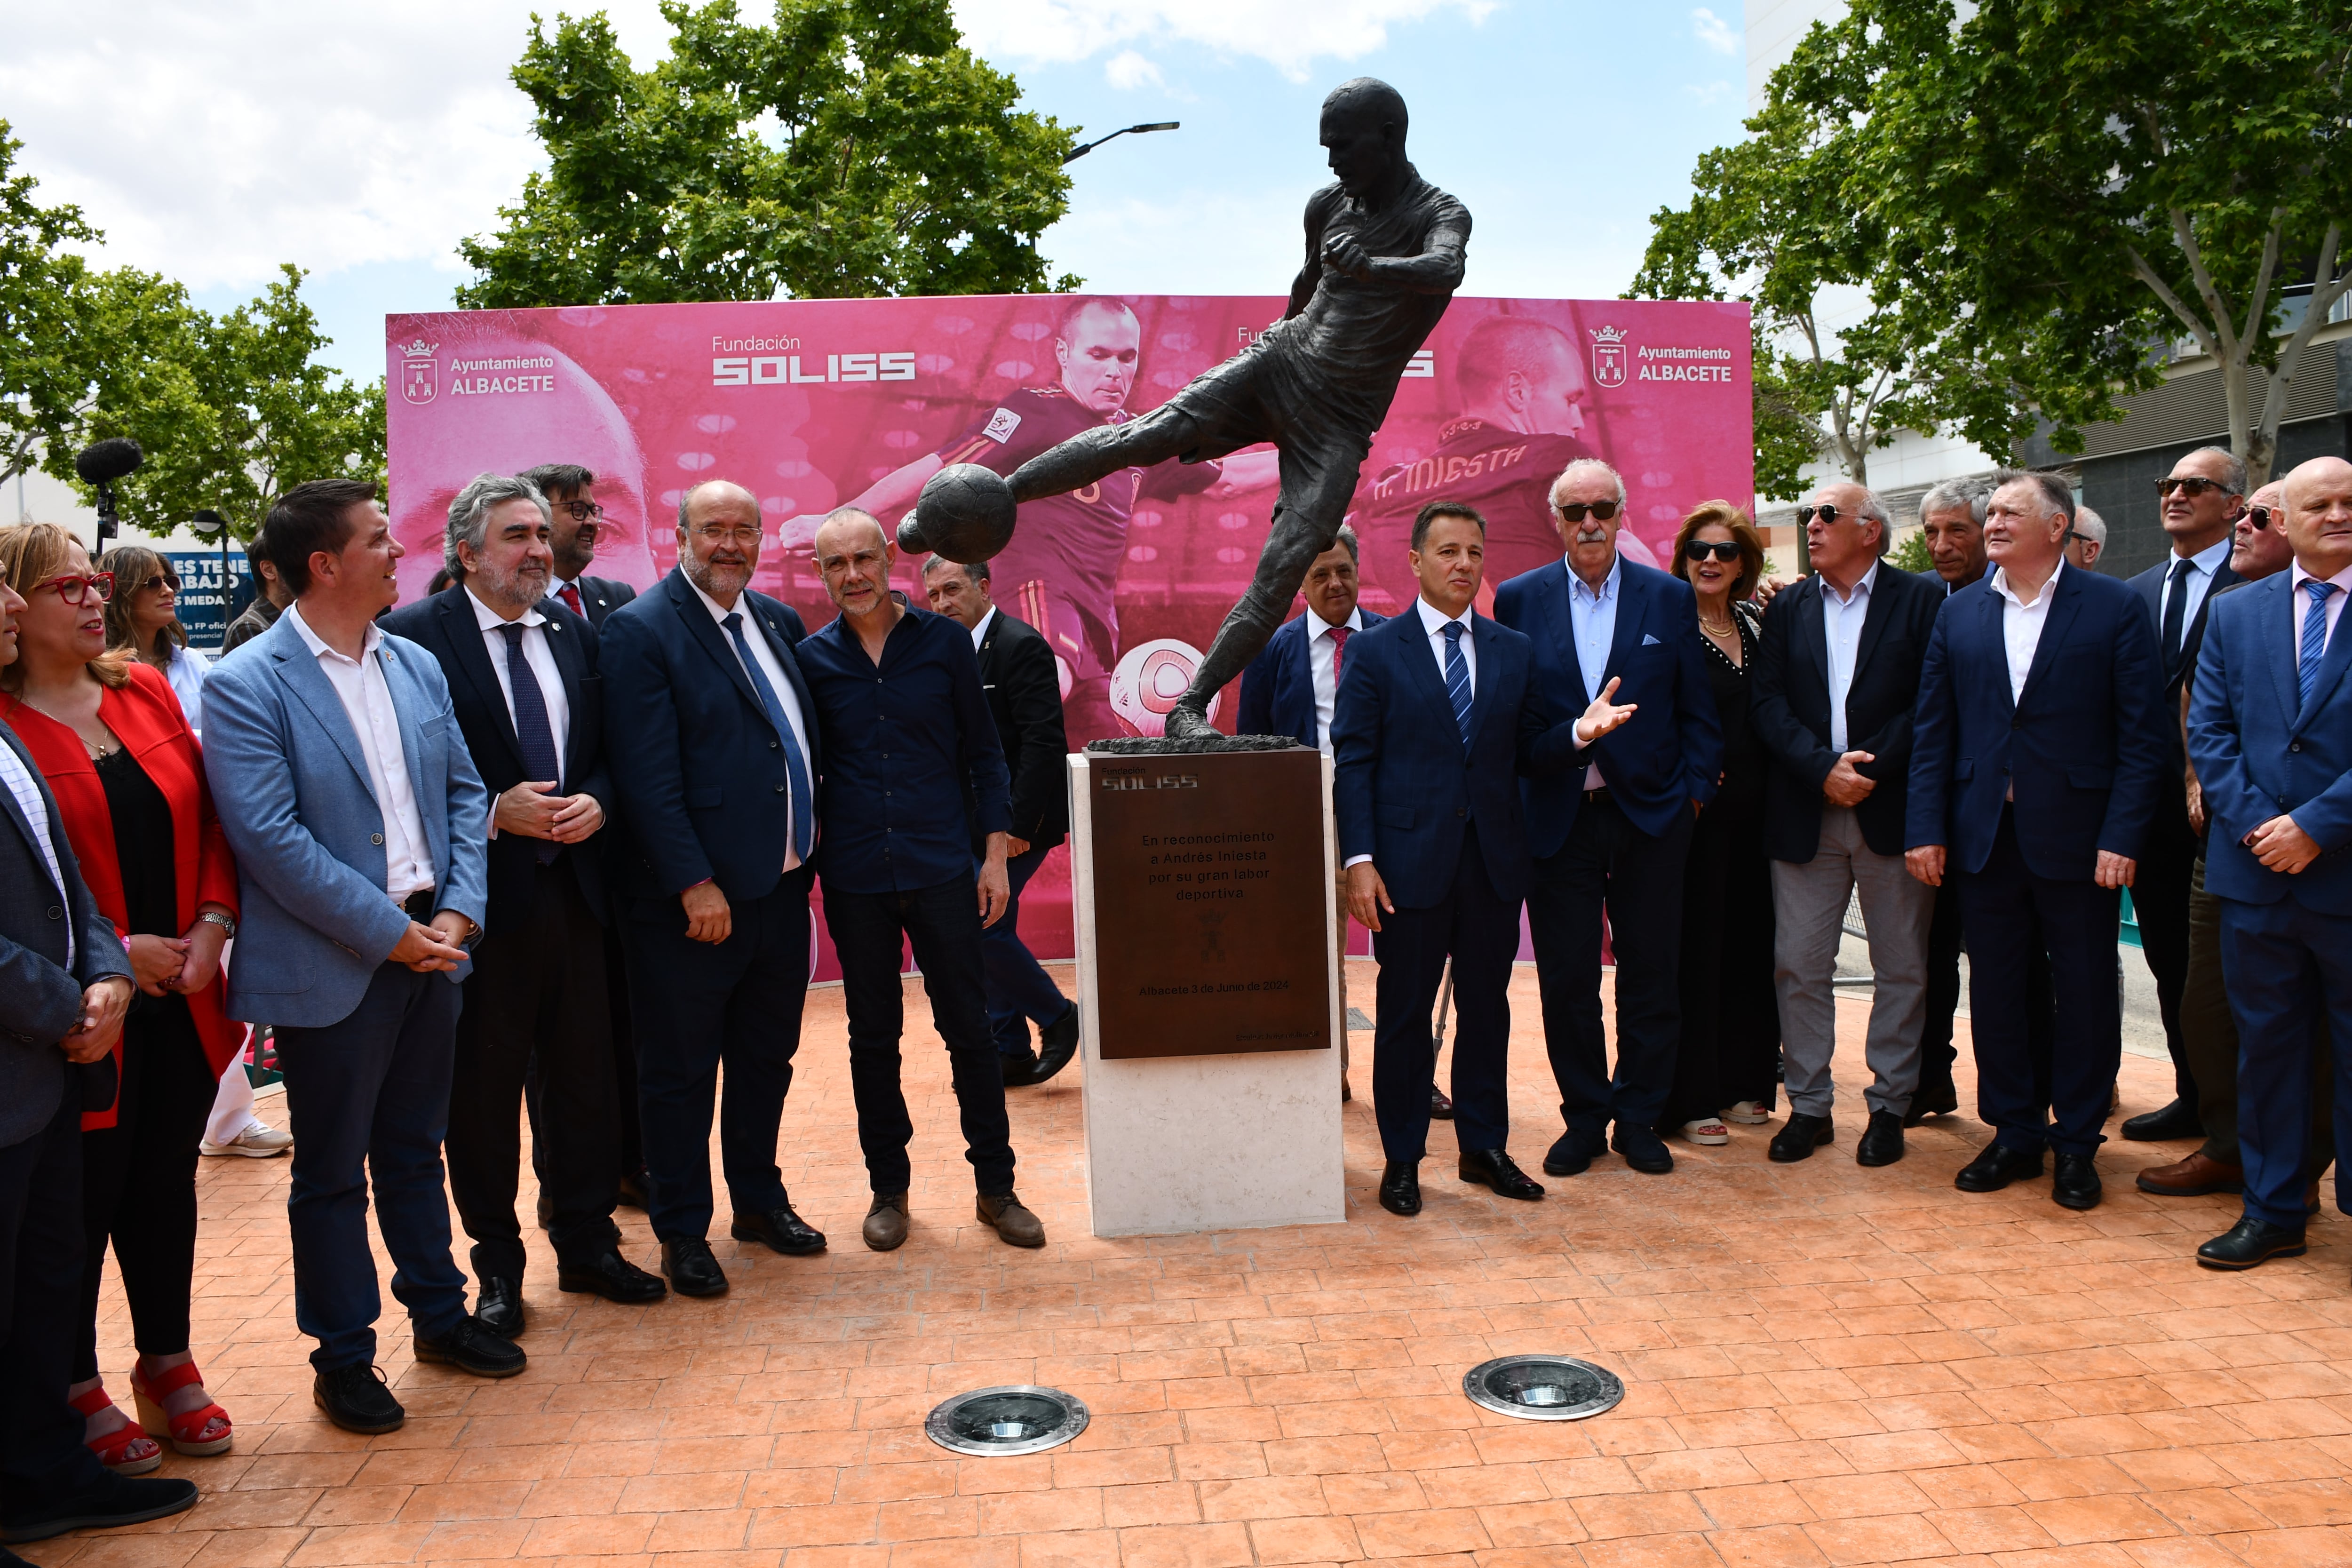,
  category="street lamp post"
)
[1062,122,1180,164]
